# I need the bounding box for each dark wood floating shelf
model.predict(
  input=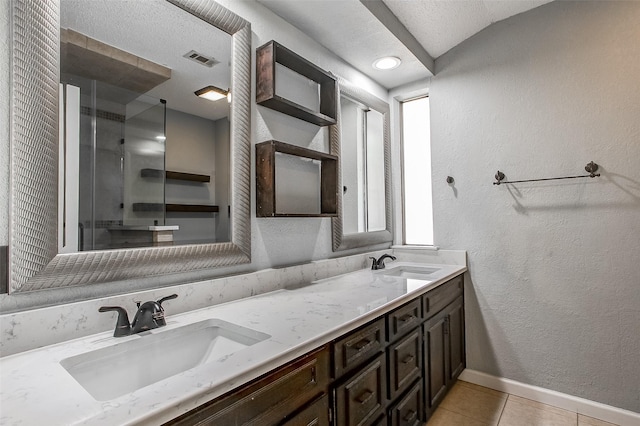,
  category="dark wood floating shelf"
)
[133,203,219,213]
[256,140,338,218]
[141,168,211,183]
[256,40,337,127]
